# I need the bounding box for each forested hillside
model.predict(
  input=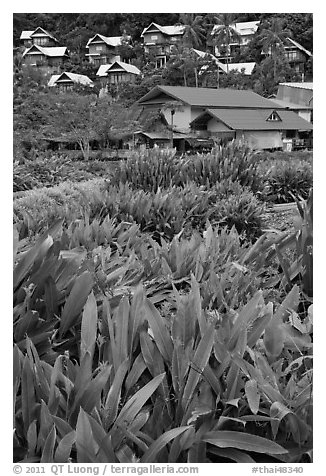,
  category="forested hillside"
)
[13,13,312,53]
